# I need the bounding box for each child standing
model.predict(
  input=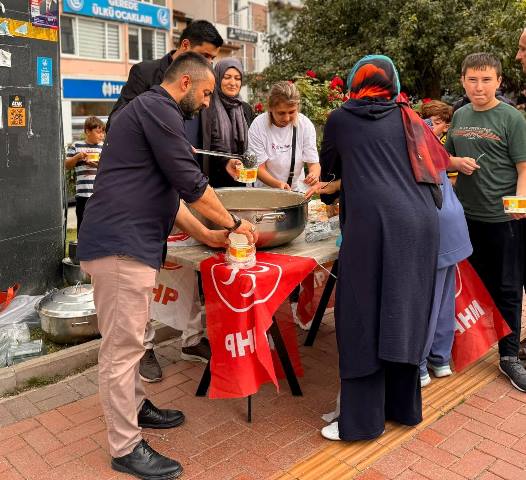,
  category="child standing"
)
[65,116,105,232]
[446,53,526,392]
[420,100,472,386]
